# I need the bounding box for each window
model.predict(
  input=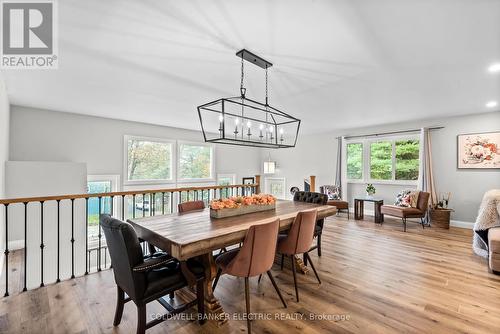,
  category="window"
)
[265,177,286,199]
[345,136,420,183]
[395,139,420,180]
[178,142,214,181]
[125,136,173,183]
[346,143,363,179]
[370,141,392,180]
[217,173,236,198]
[87,175,120,240]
